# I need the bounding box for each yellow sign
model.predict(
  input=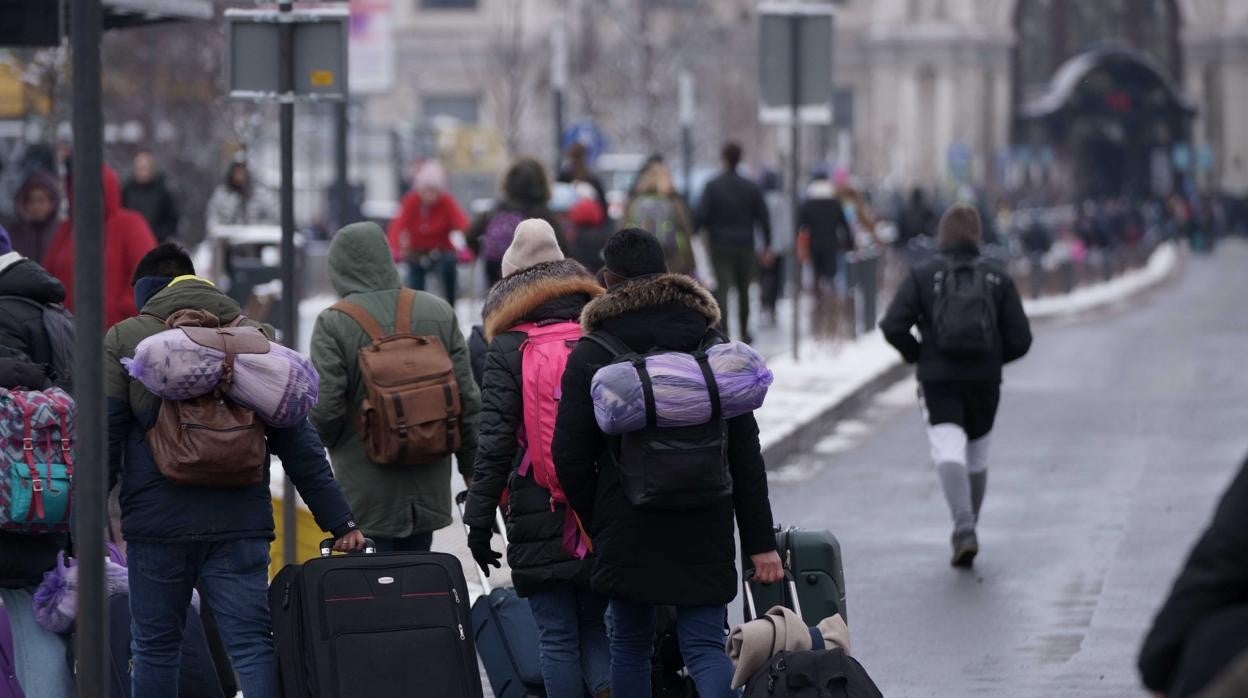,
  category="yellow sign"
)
[309,70,335,87]
[0,63,24,119]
